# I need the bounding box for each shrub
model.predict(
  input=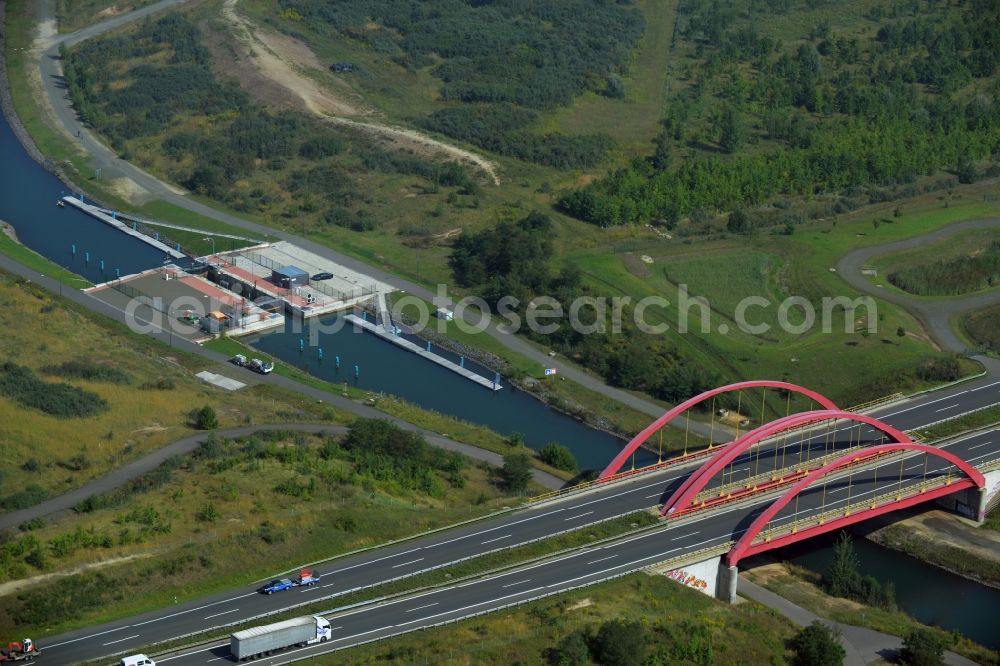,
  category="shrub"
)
[0,362,108,418]
[499,453,533,494]
[788,621,846,666]
[193,405,218,430]
[591,619,647,666]
[900,628,945,666]
[41,360,132,385]
[539,443,577,472]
